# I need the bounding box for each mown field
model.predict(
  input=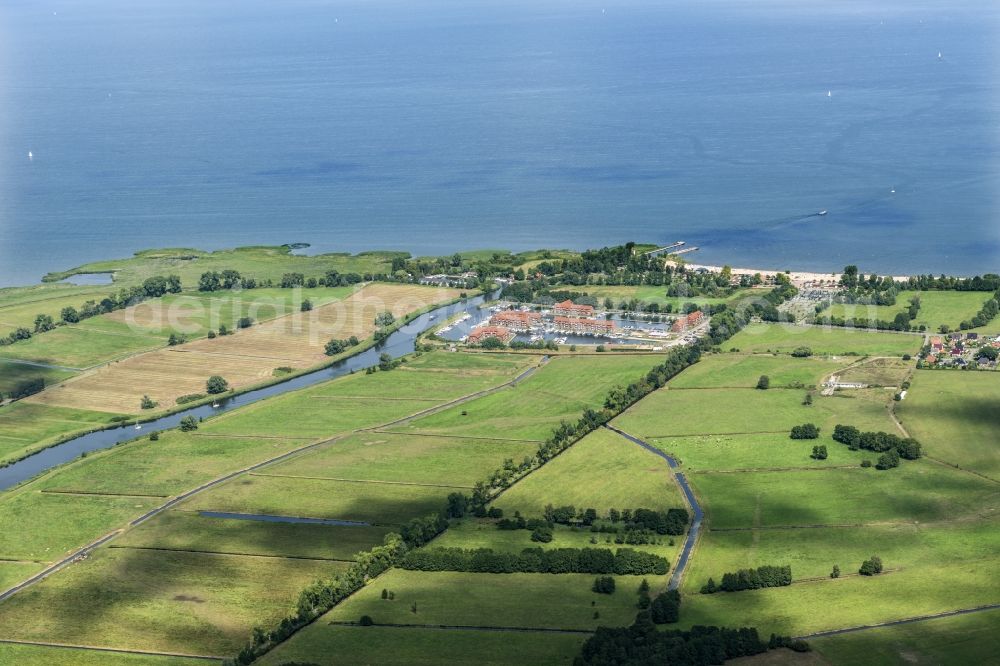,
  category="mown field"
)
[22,283,463,414]
[896,370,1000,480]
[726,323,921,356]
[821,290,990,332]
